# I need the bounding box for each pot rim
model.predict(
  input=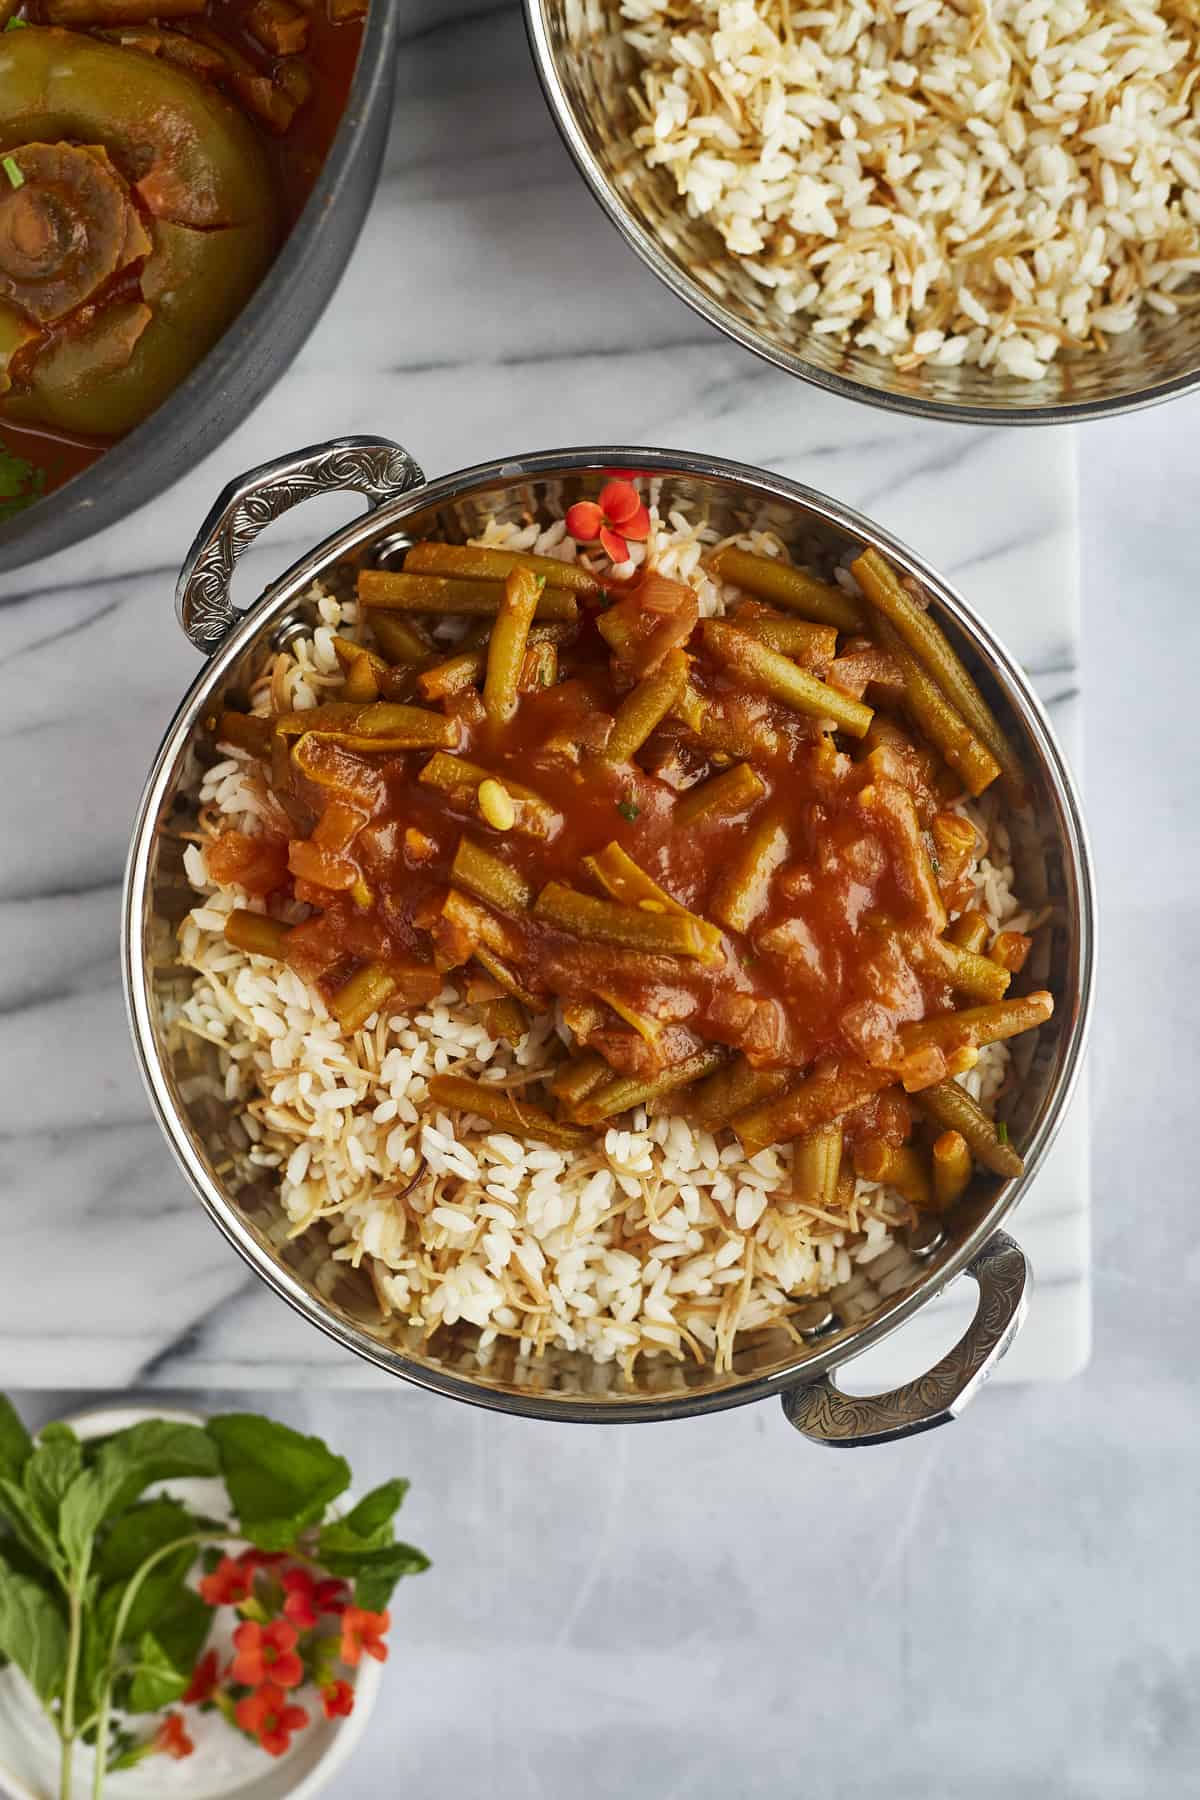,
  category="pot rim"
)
[522,0,1200,427]
[0,0,399,575]
[123,442,1097,1422]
